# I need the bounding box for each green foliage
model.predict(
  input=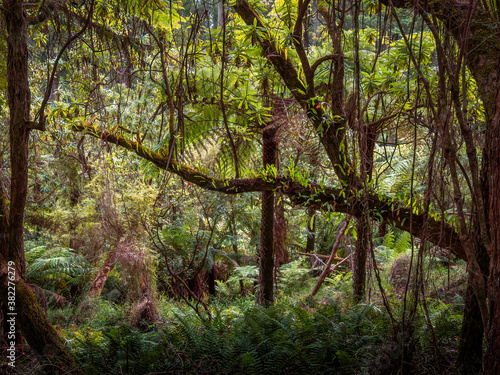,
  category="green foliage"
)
[376,229,413,264]
[421,299,463,346]
[72,324,163,375]
[278,259,311,294]
[394,231,412,254]
[10,0,481,373]
[26,246,90,299]
[216,265,258,298]
[382,230,395,249]
[72,299,389,374]
[80,298,130,329]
